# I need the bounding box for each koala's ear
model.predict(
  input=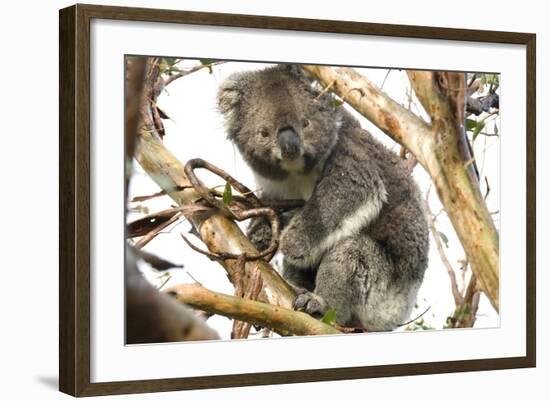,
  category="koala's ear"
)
[217,74,244,116]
